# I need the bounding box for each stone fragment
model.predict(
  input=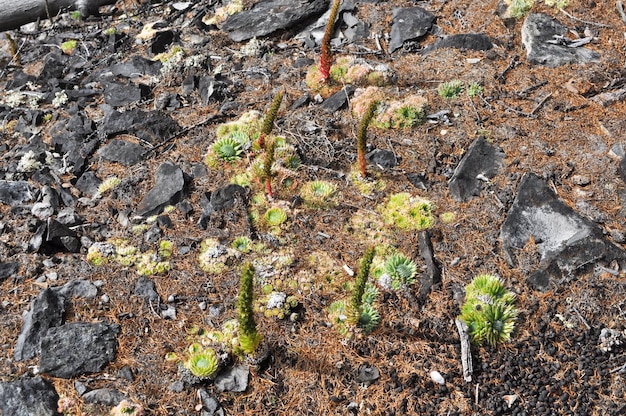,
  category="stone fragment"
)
[321,85,355,112]
[136,162,184,217]
[82,388,128,406]
[102,81,148,107]
[0,262,19,282]
[100,109,180,144]
[134,276,160,303]
[425,33,495,52]
[45,218,81,253]
[53,279,99,299]
[366,149,398,169]
[75,172,102,197]
[501,173,626,289]
[222,0,327,42]
[98,139,146,166]
[198,389,225,416]
[357,364,380,385]
[0,180,34,205]
[214,365,249,392]
[521,13,600,67]
[14,288,66,361]
[389,7,435,53]
[0,377,60,416]
[110,56,162,77]
[449,136,505,202]
[39,322,120,378]
[50,113,97,174]
[418,230,441,298]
